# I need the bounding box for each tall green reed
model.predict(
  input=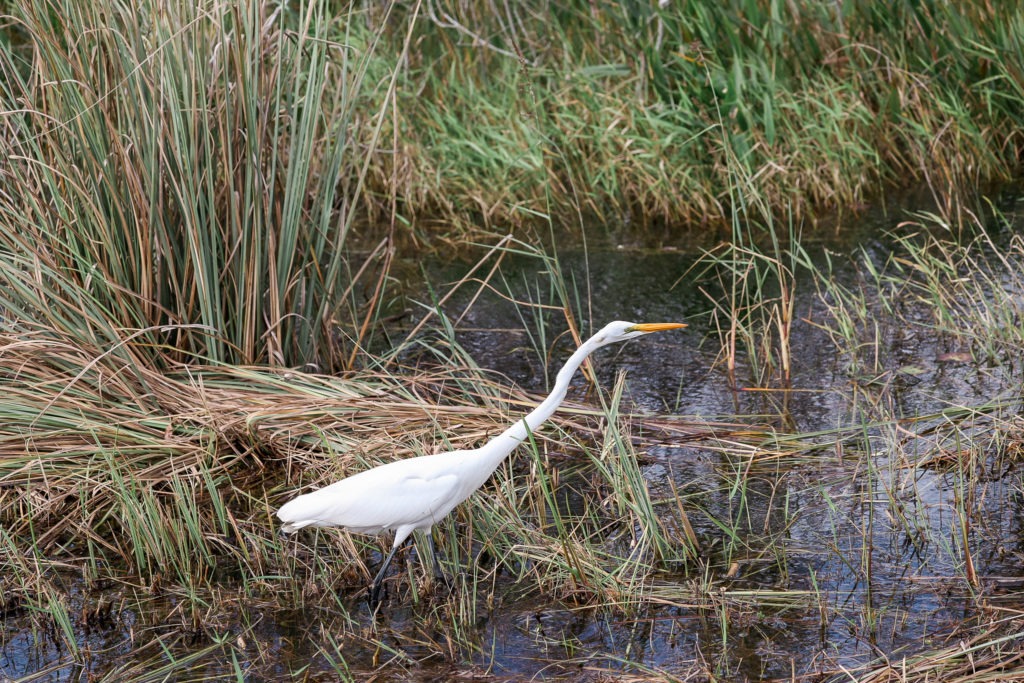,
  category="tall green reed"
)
[0,0,407,370]
[364,1,1024,231]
